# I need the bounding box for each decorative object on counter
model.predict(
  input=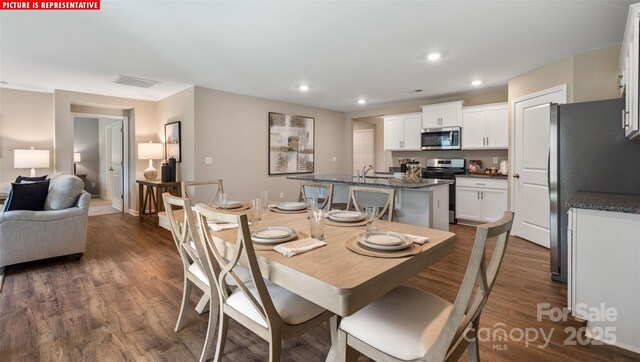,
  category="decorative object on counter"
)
[168,156,177,182]
[406,161,422,180]
[499,160,508,174]
[468,160,482,173]
[164,121,181,162]
[268,112,314,175]
[161,161,170,182]
[398,158,409,173]
[138,142,163,180]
